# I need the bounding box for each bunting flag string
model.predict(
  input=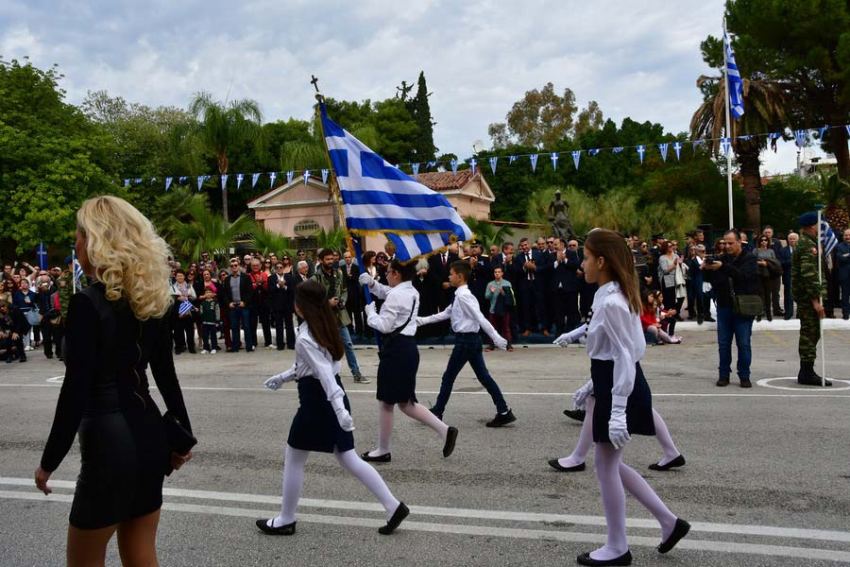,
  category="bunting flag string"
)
[302,170,310,185]
[120,122,850,191]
